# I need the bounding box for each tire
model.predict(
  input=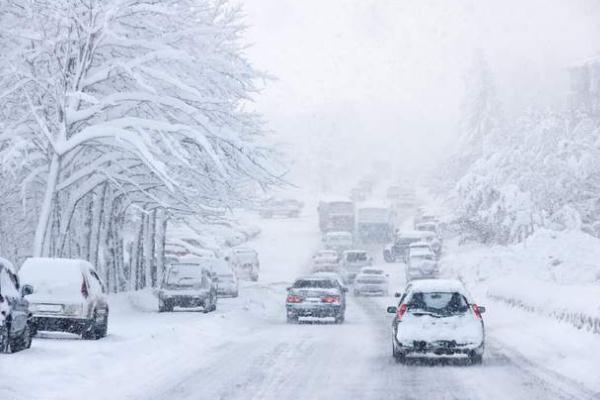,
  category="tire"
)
[232,291,239,298]
[11,323,32,352]
[203,294,217,313]
[335,313,345,324]
[286,314,298,324]
[251,275,258,282]
[82,311,102,340]
[0,323,10,353]
[469,352,483,365]
[96,314,108,338]
[383,250,394,263]
[392,341,406,364]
